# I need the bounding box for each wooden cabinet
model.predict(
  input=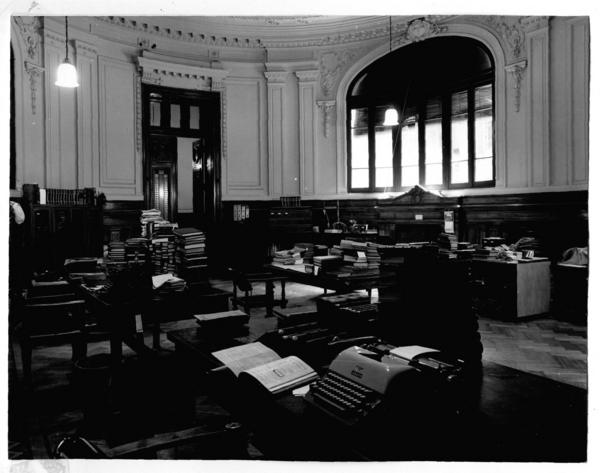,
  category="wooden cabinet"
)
[25,204,103,273]
[471,258,551,320]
